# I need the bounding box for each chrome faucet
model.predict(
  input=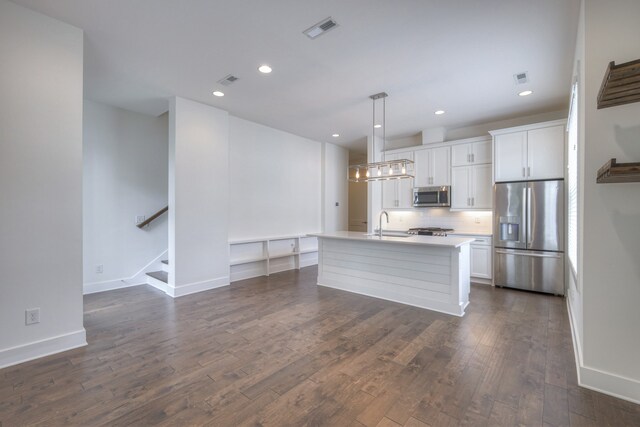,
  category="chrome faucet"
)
[378,211,389,237]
